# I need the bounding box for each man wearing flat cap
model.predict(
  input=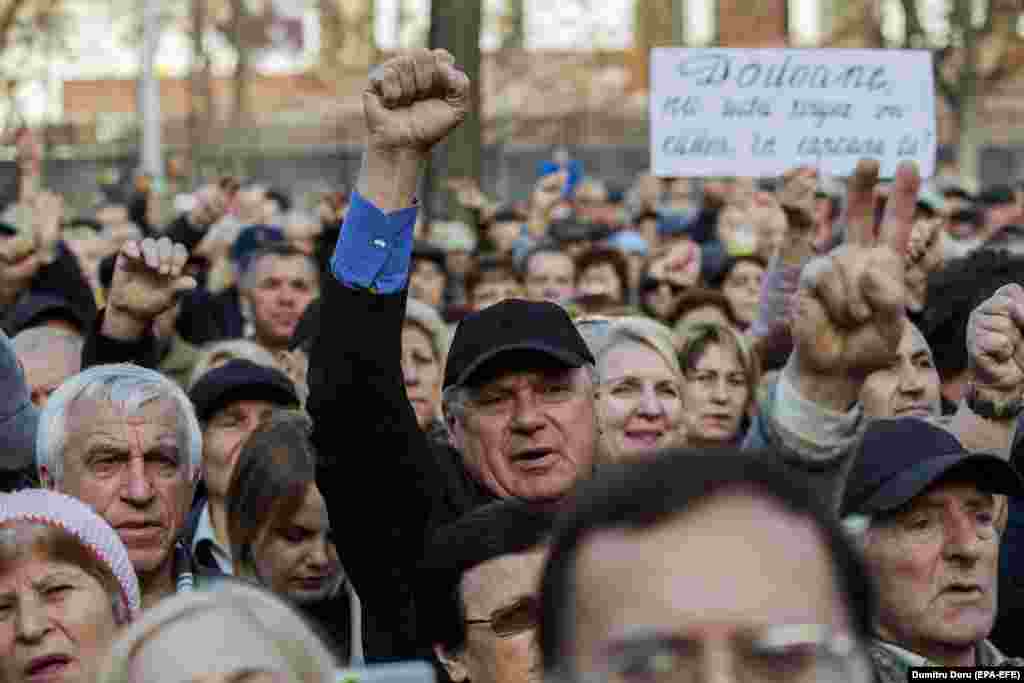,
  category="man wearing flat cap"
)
[841,417,1024,677]
[306,49,598,660]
